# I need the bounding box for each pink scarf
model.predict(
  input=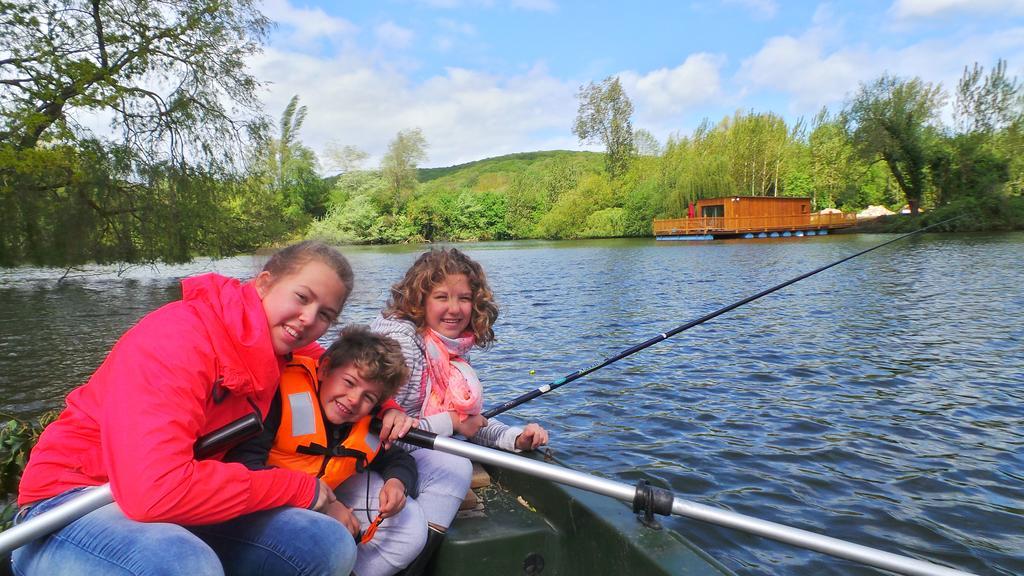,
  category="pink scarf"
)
[420,329,483,421]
